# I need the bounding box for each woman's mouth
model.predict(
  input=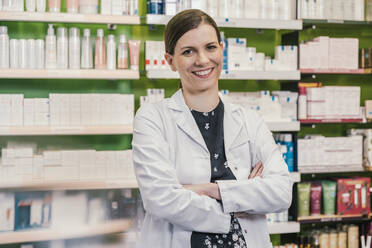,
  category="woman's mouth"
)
[192,68,214,78]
